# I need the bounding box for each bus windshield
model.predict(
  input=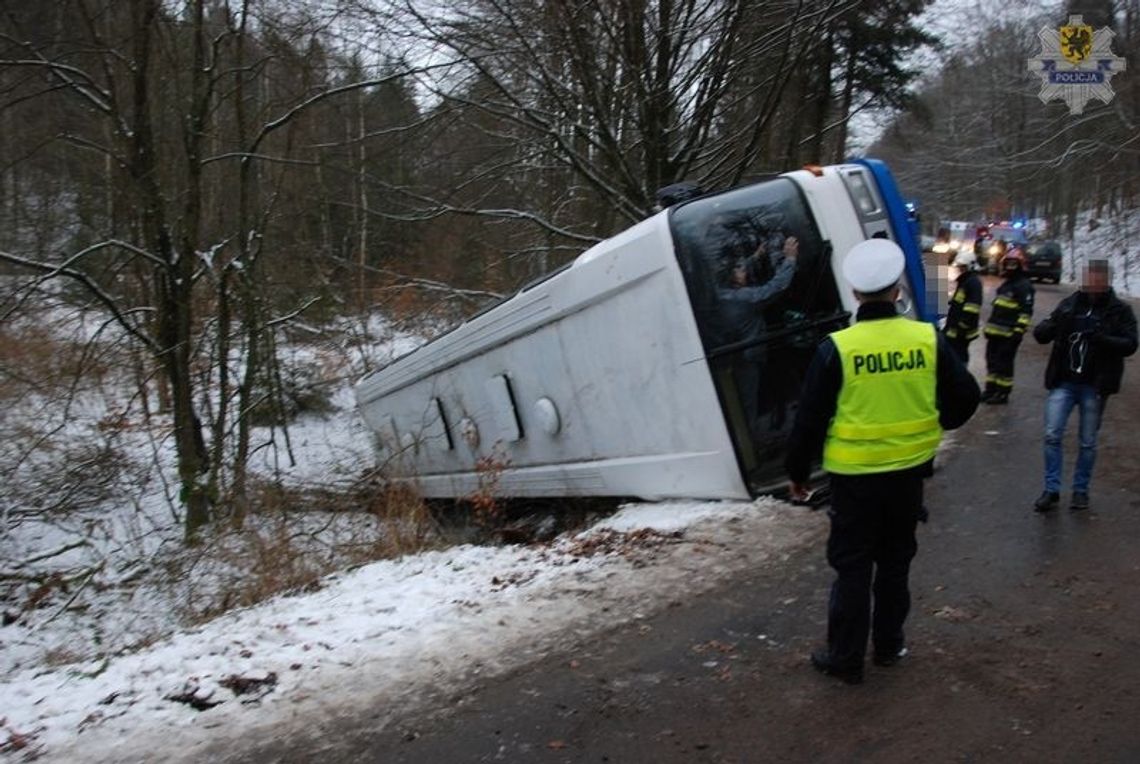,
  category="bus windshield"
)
[668,178,845,490]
